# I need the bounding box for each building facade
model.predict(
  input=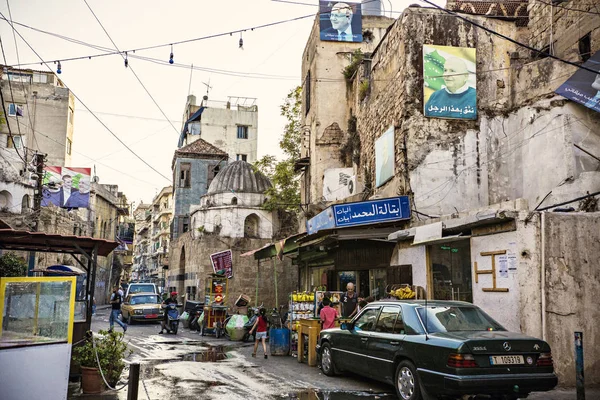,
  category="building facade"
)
[132,202,151,281]
[150,186,172,285]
